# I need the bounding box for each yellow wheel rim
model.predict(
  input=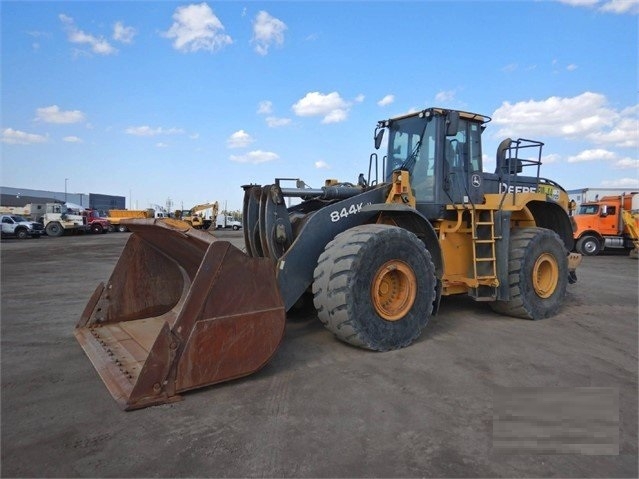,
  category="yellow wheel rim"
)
[371,260,417,321]
[532,253,559,298]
